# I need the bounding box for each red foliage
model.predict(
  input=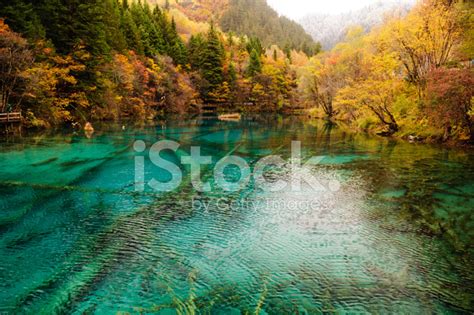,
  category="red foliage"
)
[425,67,474,137]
